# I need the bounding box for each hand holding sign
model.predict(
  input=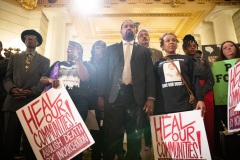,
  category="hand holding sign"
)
[47,78,60,89]
[16,82,94,160]
[195,101,206,118]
